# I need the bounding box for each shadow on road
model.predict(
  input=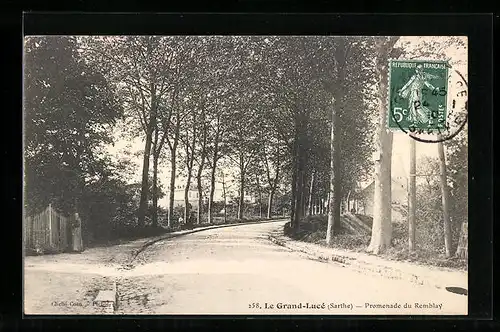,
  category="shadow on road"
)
[445,287,468,296]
